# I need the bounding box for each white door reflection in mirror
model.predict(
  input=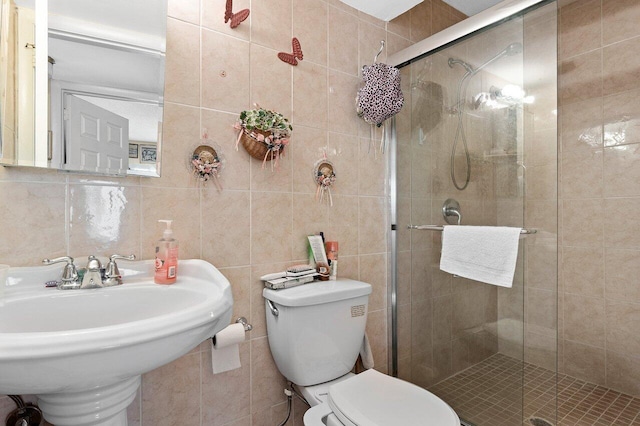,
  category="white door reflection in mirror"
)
[64,94,128,175]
